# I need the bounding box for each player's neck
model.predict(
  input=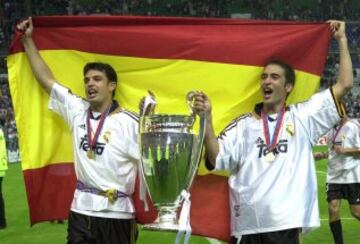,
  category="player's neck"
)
[90,99,113,113]
[340,116,349,125]
[263,102,284,115]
